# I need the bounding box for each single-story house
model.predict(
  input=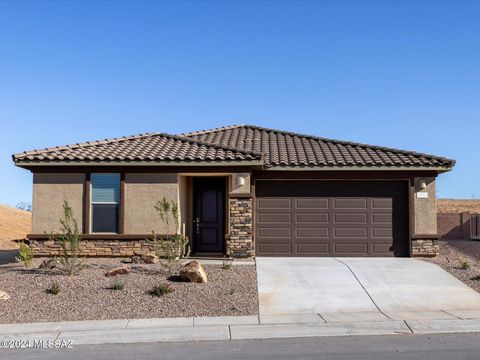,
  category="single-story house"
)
[13,124,454,258]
